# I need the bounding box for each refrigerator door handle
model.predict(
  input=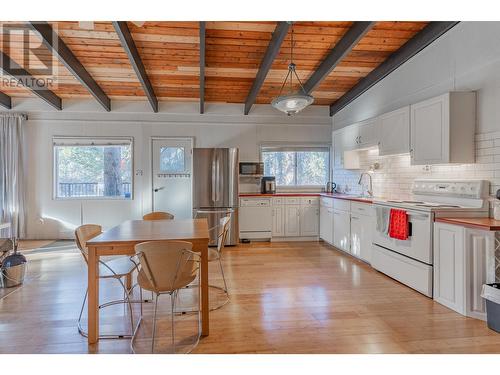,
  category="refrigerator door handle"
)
[216,153,221,203]
[211,154,217,203]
